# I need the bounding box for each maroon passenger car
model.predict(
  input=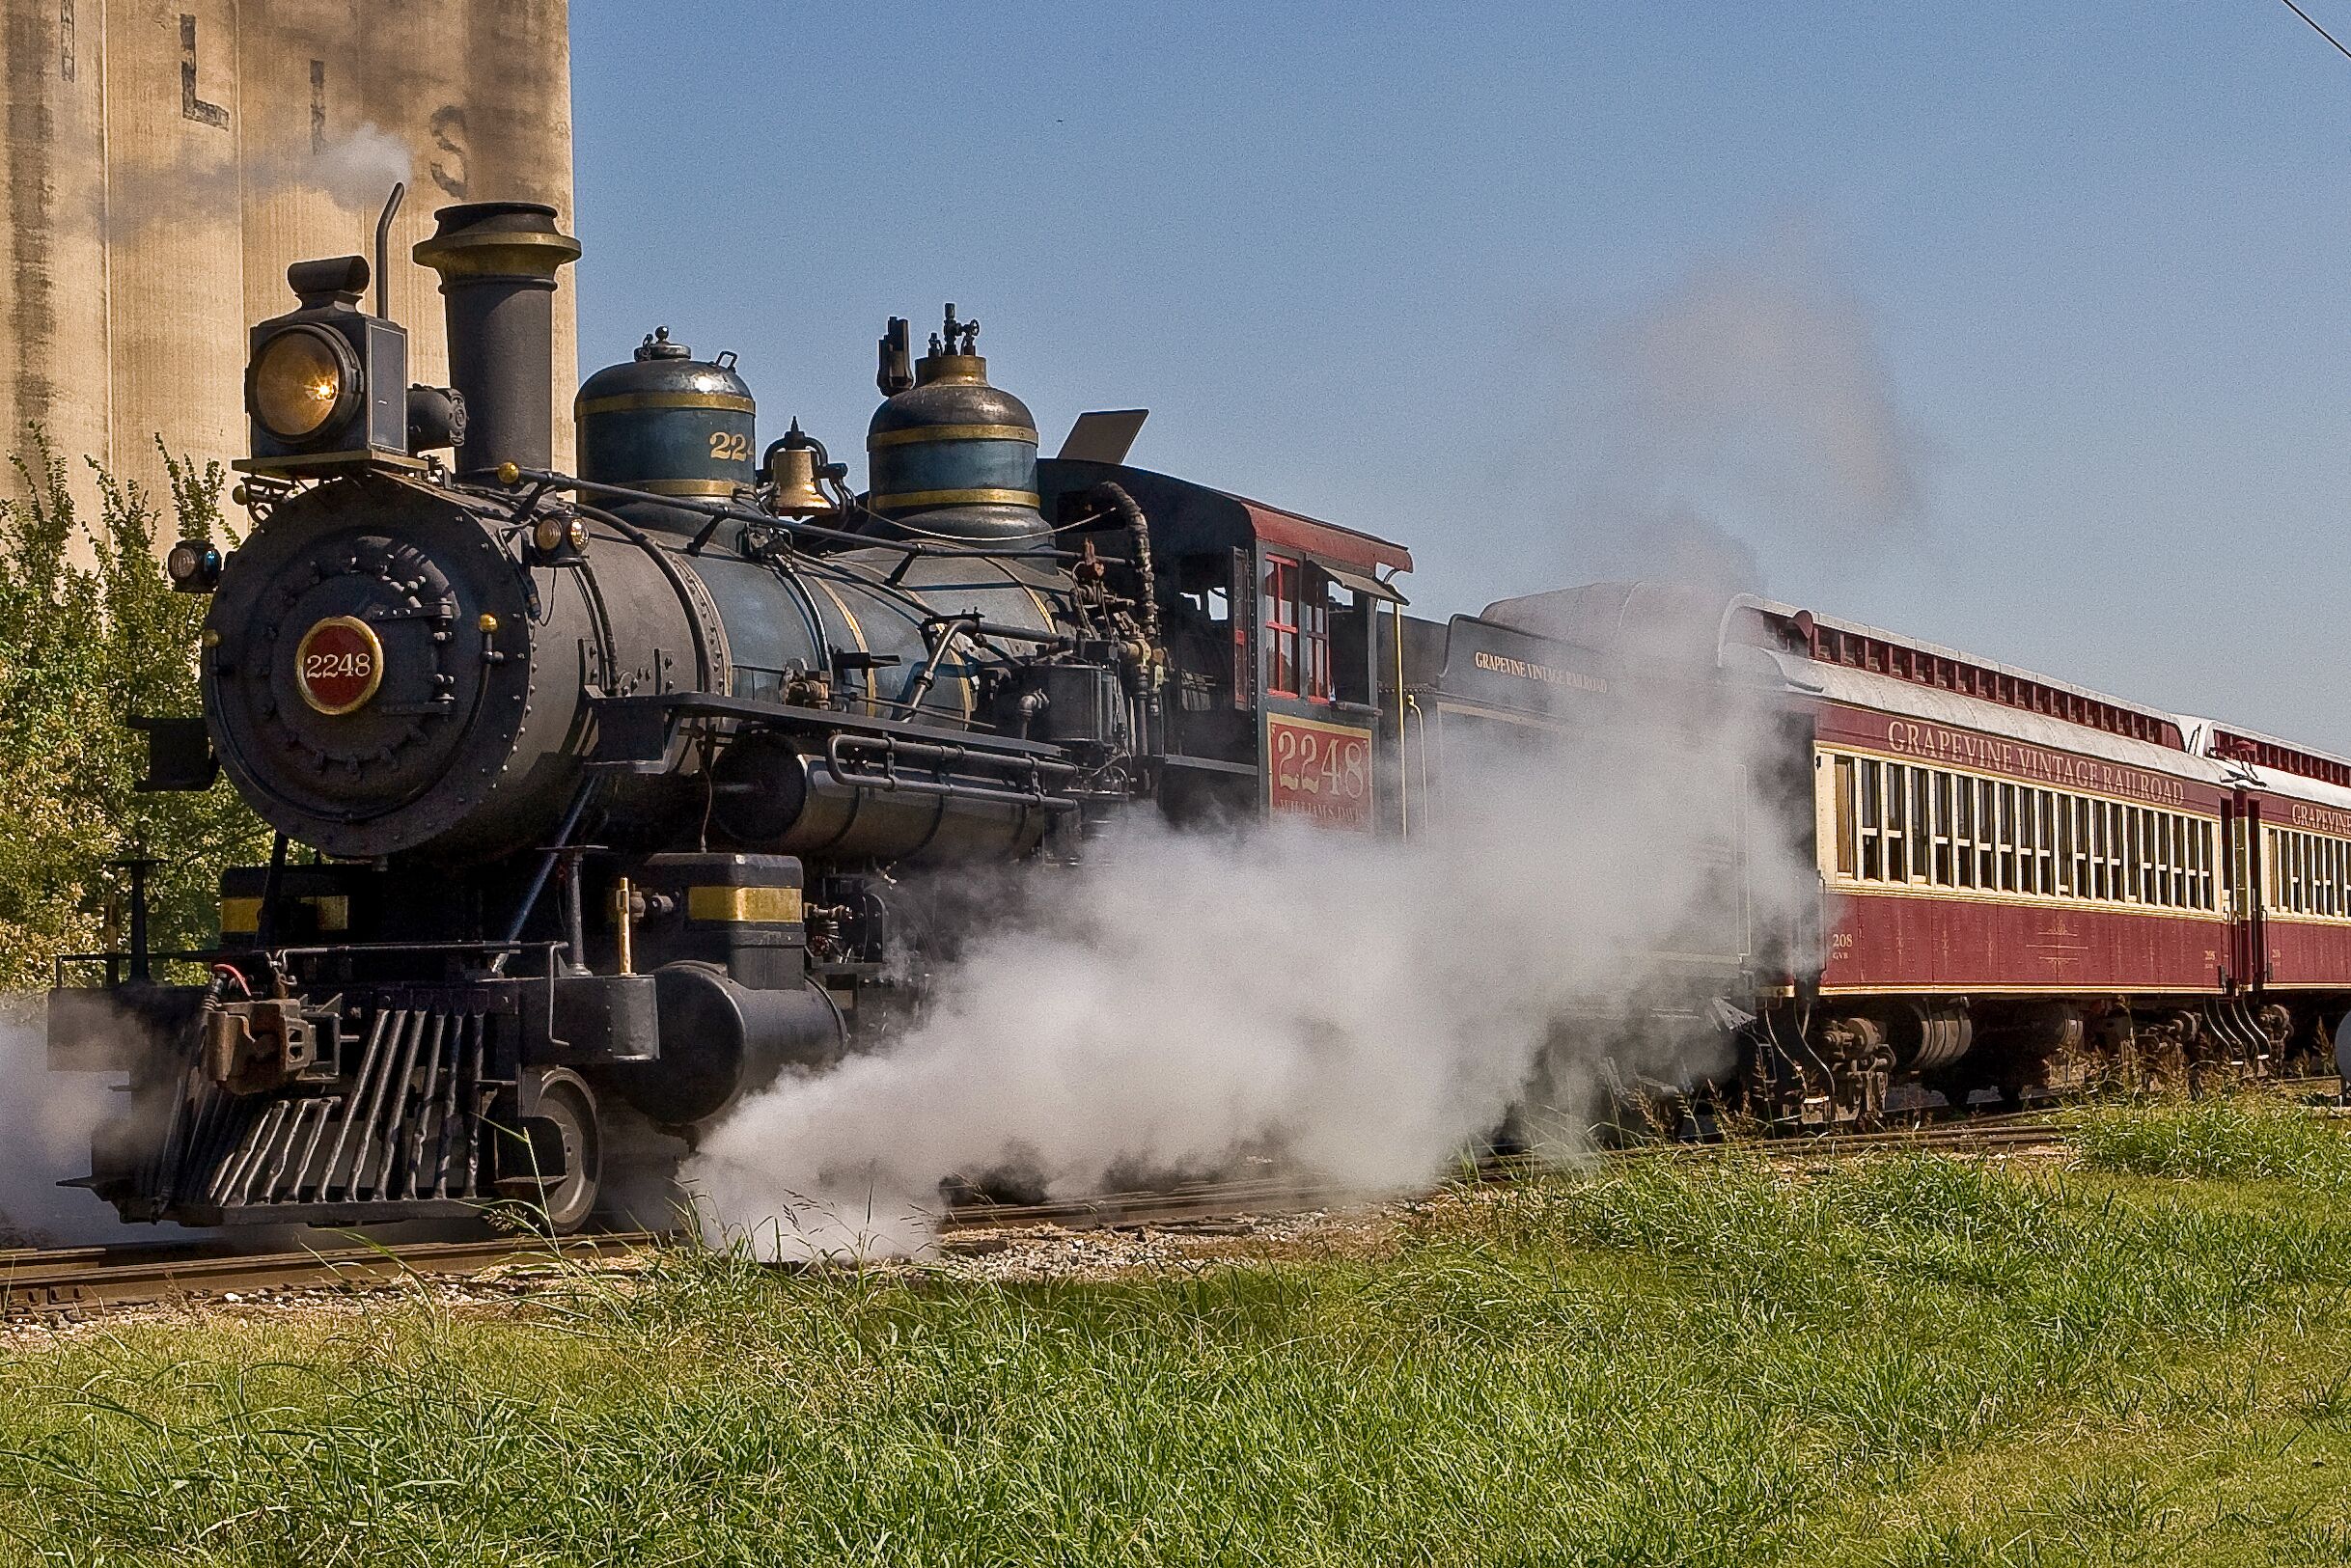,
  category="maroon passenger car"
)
[1728,602,2347,1122]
